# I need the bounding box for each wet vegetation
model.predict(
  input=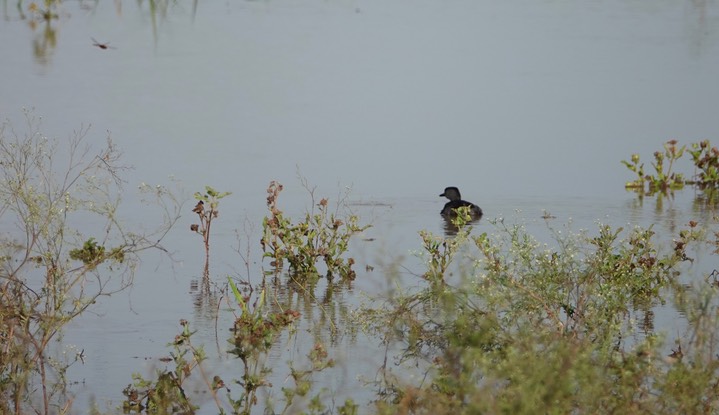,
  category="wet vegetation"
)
[3,0,718,413]
[191,186,231,278]
[2,114,719,415]
[623,139,719,195]
[11,0,197,66]
[261,180,369,284]
[117,205,719,414]
[0,111,180,414]
[364,218,714,414]
[122,278,346,415]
